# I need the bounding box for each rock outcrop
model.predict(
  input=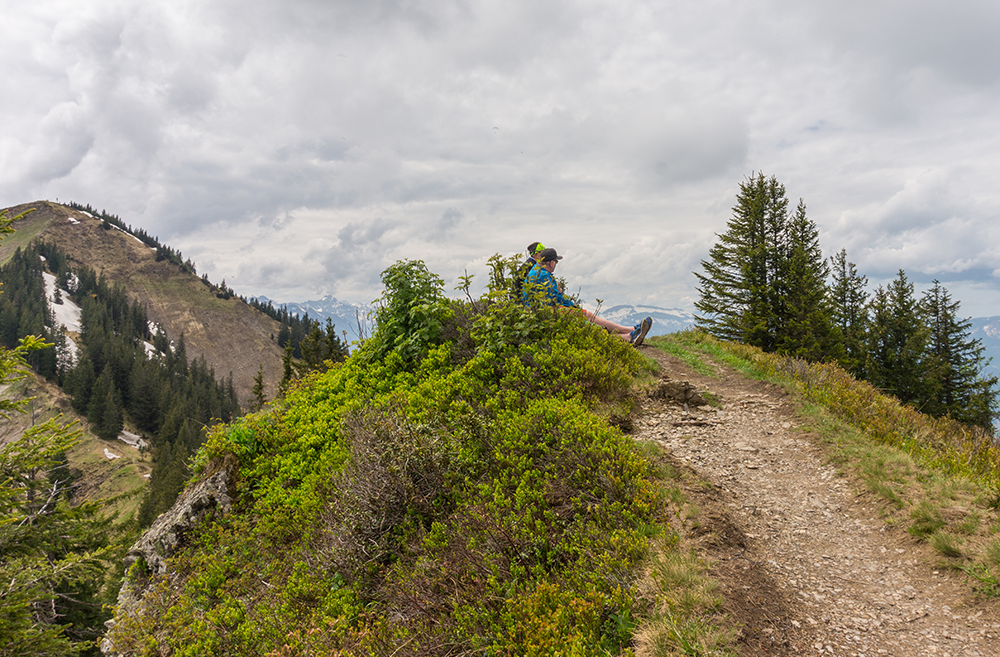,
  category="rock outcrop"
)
[651,377,709,408]
[101,457,236,656]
